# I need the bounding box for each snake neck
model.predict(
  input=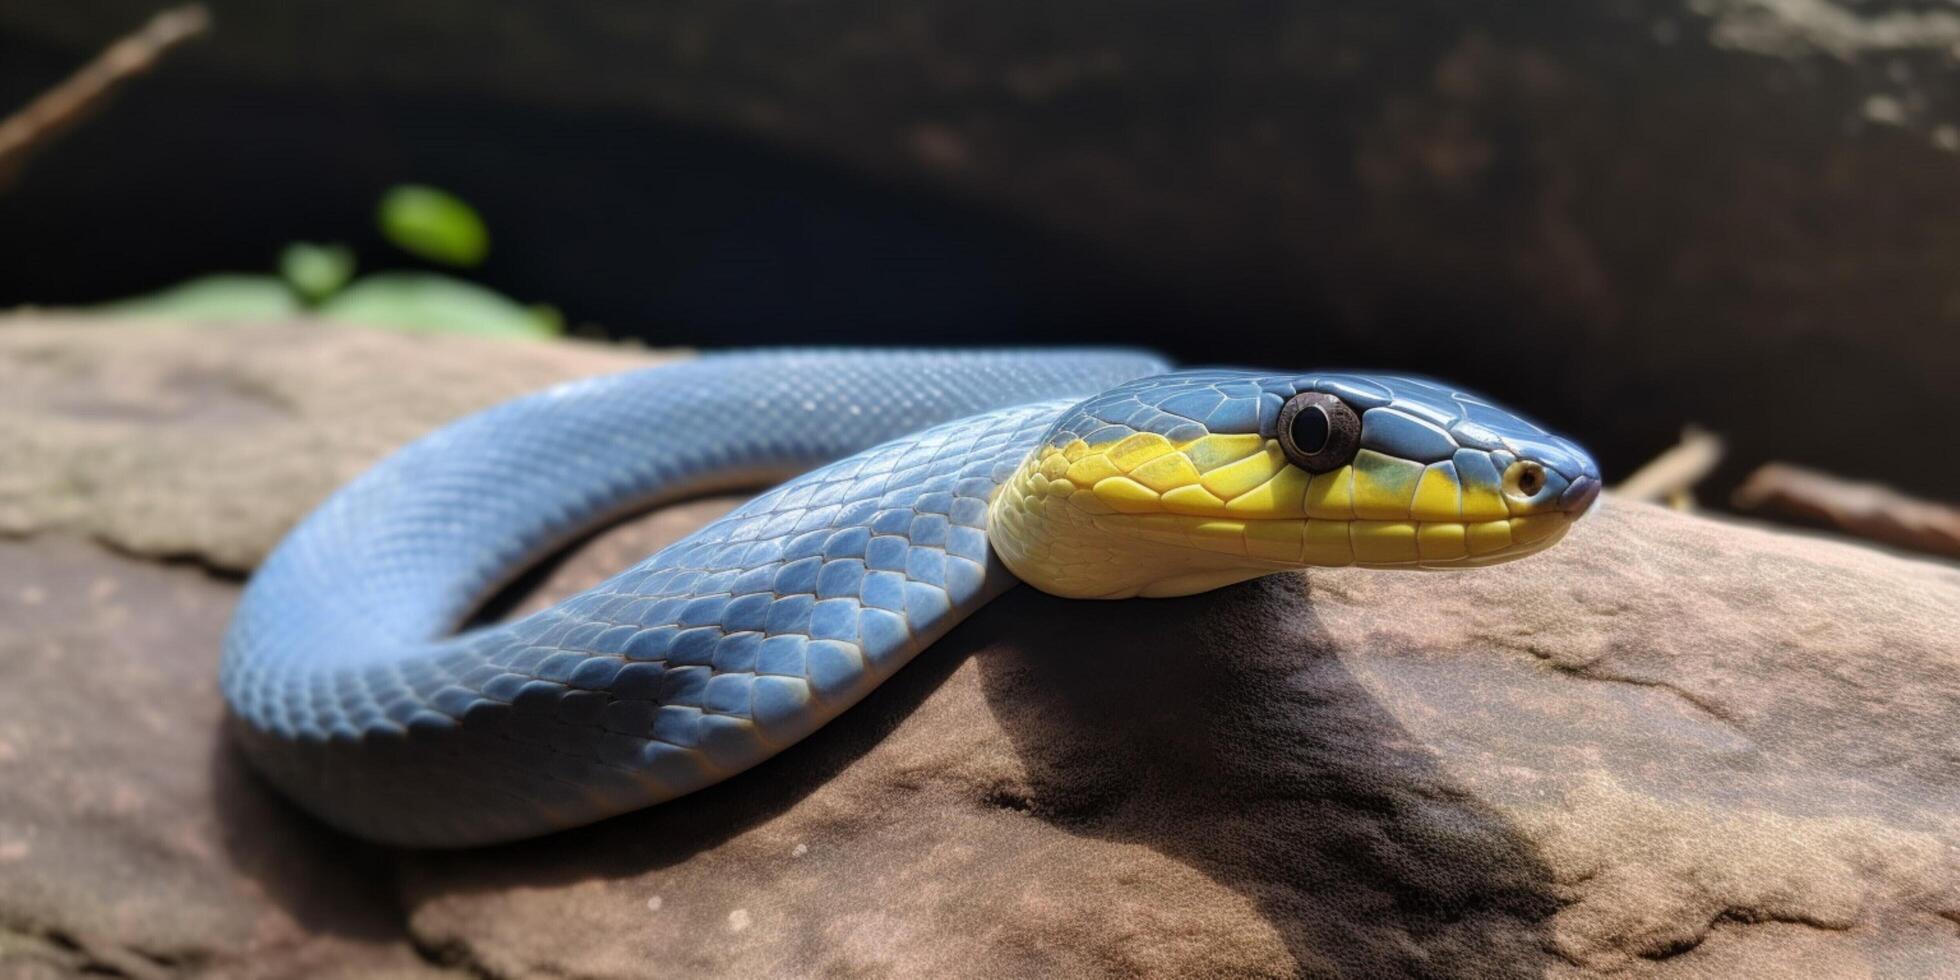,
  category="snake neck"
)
[988,454,1276,599]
